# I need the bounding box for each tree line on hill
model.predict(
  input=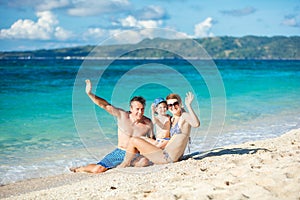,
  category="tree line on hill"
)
[0,36,299,60]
